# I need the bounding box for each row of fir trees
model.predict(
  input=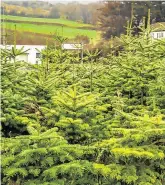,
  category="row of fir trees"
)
[1,17,165,185]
